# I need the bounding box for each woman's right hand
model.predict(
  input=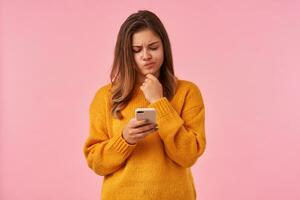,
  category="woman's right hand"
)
[122,118,157,145]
